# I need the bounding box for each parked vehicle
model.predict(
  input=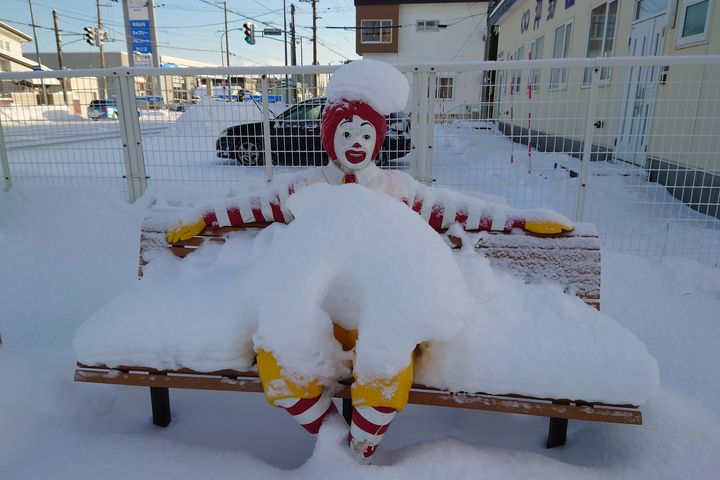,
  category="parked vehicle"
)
[87,98,142,120]
[167,100,191,112]
[87,99,120,120]
[216,97,411,166]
